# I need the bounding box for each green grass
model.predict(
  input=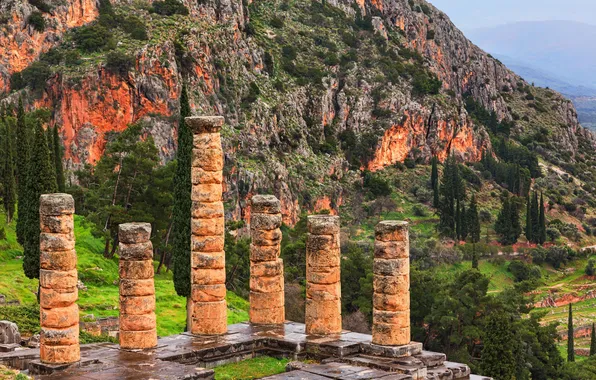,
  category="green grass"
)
[0,214,249,337]
[213,356,289,380]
